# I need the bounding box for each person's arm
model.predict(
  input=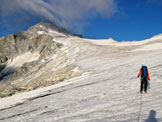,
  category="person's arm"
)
[138,68,141,78]
[147,69,150,80]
